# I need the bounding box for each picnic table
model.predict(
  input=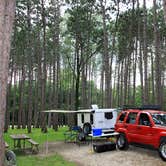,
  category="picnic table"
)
[10,134,30,149]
